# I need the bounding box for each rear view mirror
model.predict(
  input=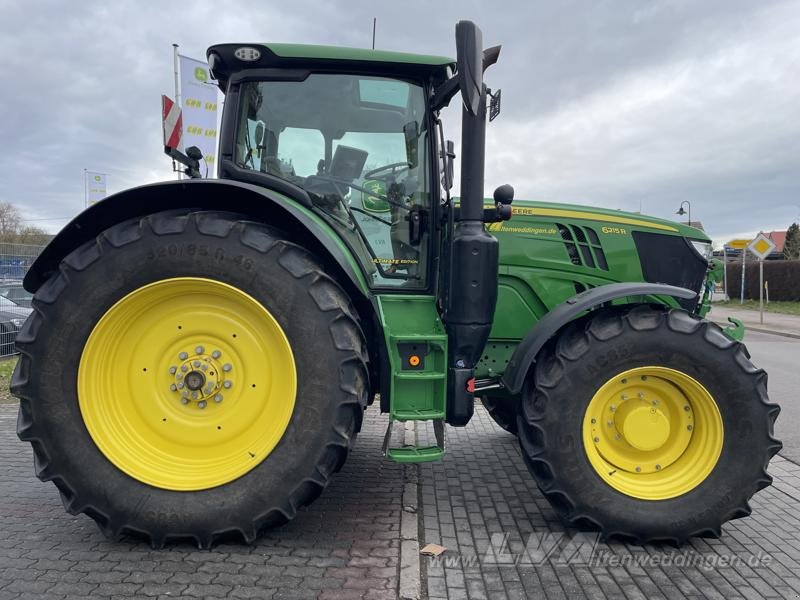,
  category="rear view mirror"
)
[403,121,419,169]
[442,140,455,190]
[455,20,483,115]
